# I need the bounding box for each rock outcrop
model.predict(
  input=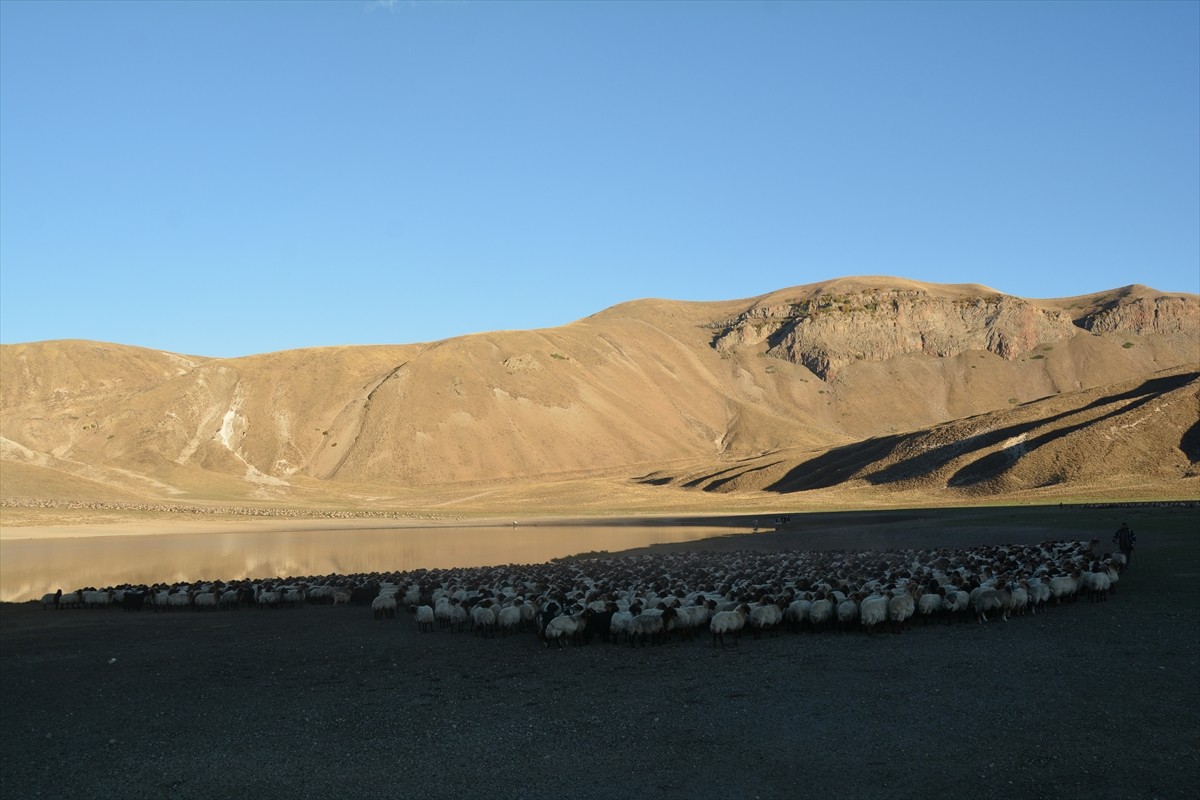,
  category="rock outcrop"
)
[1081,295,1199,336]
[710,289,1086,379]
